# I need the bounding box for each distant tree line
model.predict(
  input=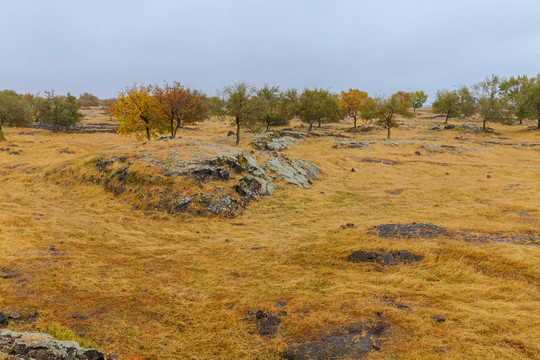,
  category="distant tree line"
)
[2,73,539,142]
[433,74,540,130]
[0,90,85,141]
